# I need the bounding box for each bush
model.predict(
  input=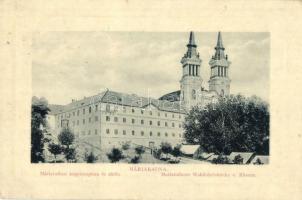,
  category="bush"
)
[130,155,141,164]
[160,142,172,155]
[107,148,124,163]
[48,143,62,163]
[135,146,145,156]
[253,158,263,165]
[171,145,181,157]
[122,142,131,151]
[212,154,230,164]
[85,151,98,163]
